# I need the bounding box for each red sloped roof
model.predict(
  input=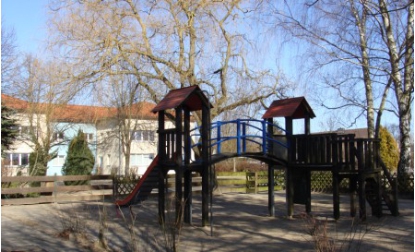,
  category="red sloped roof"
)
[1,94,157,123]
[262,97,316,119]
[1,94,29,110]
[152,86,213,113]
